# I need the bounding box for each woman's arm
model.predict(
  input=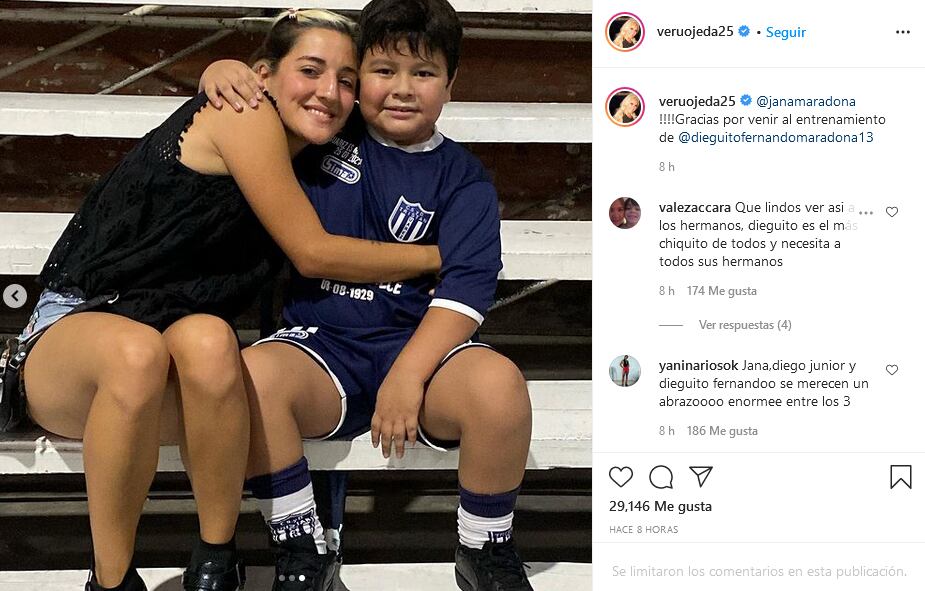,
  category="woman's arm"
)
[209,103,441,282]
